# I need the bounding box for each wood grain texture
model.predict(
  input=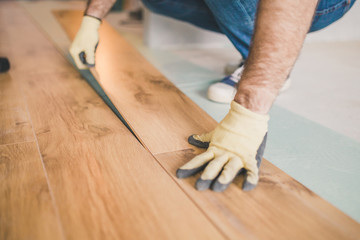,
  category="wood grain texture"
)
[53,10,217,155]
[156,149,360,240]
[0,73,34,145]
[54,9,360,240]
[1,3,225,240]
[0,142,63,240]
